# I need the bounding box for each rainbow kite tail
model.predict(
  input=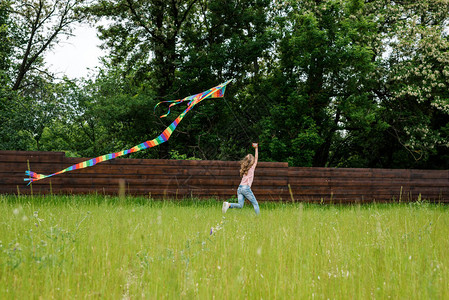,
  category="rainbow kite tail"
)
[22,80,233,185]
[24,171,49,185]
